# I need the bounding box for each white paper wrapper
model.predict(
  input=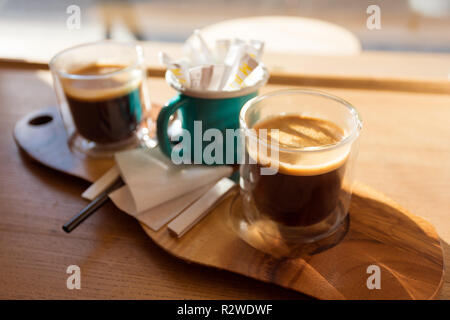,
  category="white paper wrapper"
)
[214,39,231,63]
[247,40,264,61]
[189,65,213,90]
[158,52,190,87]
[183,29,214,66]
[224,53,259,91]
[159,30,268,94]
